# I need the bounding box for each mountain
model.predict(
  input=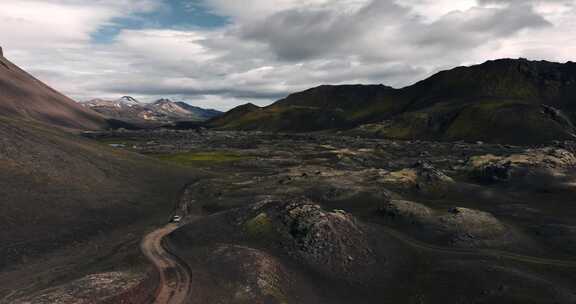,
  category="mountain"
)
[117,95,140,106]
[81,97,222,125]
[360,59,576,144]
[0,52,106,130]
[82,96,155,122]
[210,59,576,144]
[175,101,223,121]
[206,103,261,129]
[0,51,194,295]
[207,85,400,131]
